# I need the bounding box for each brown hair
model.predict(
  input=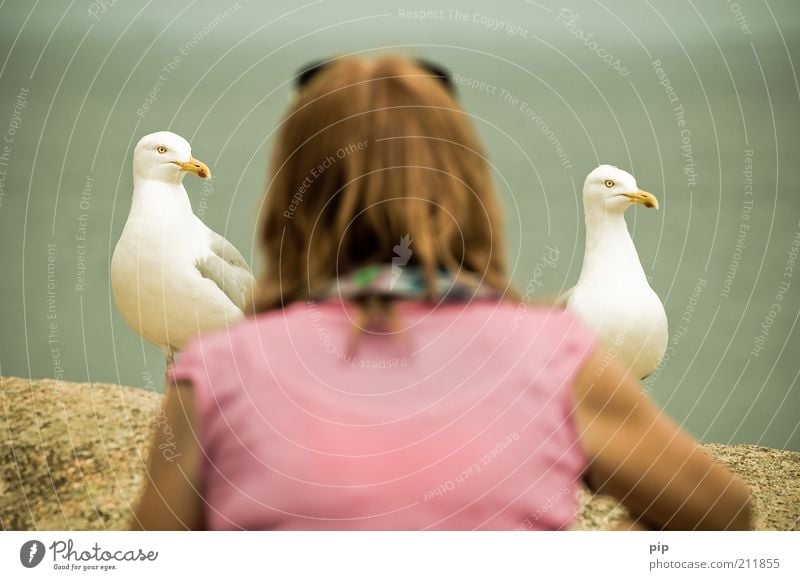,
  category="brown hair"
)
[254,55,517,312]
